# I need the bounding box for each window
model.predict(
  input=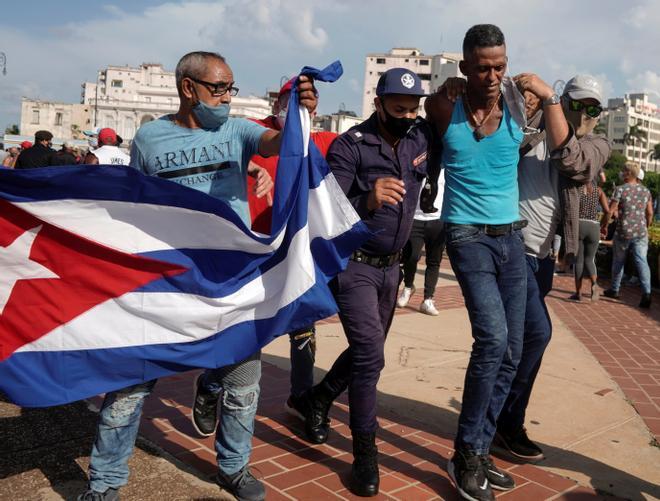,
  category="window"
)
[146,97,152,103]
[31,110,39,124]
[405,58,409,62]
[420,59,430,66]
[419,74,431,81]
[111,80,123,88]
[55,112,63,125]
[376,58,386,64]
[614,116,625,122]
